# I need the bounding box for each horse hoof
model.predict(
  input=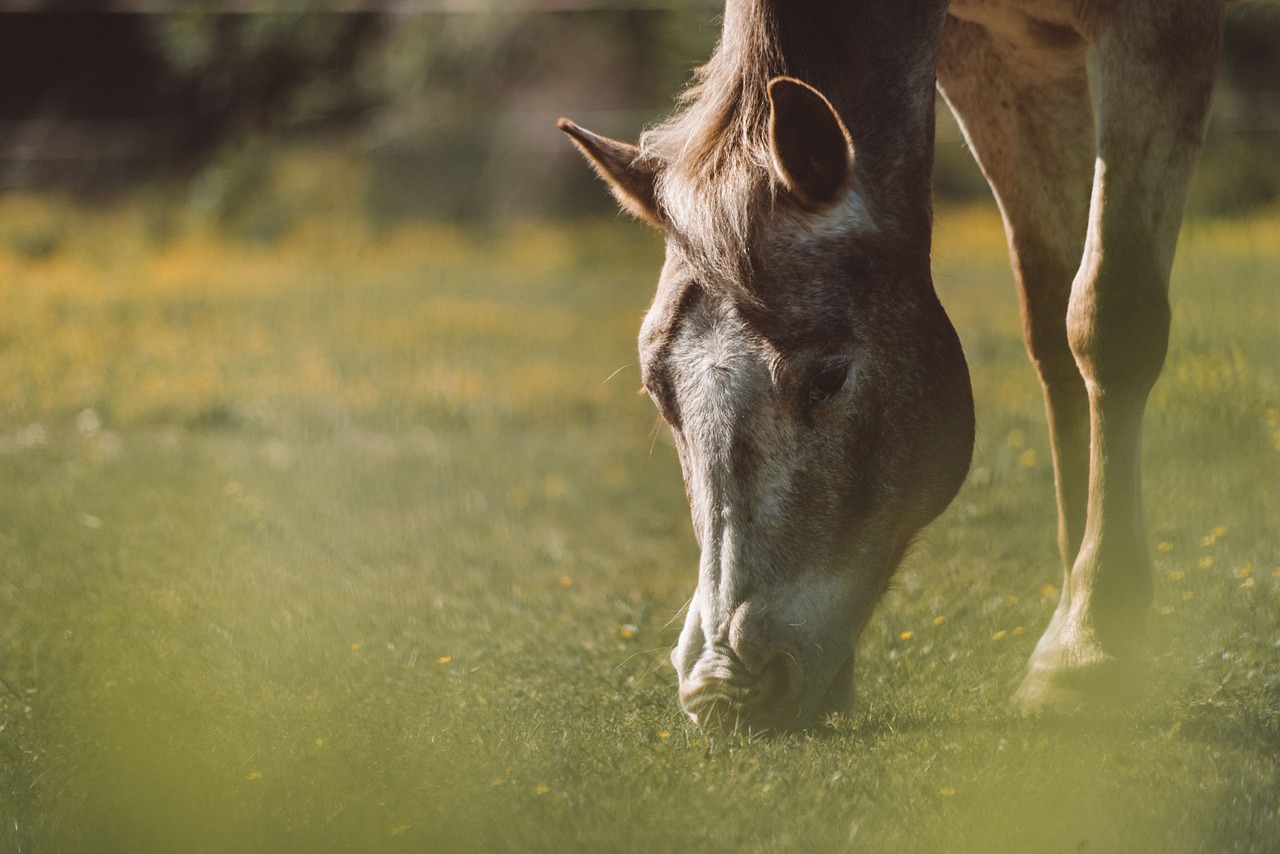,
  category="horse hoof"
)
[1013,655,1142,717]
